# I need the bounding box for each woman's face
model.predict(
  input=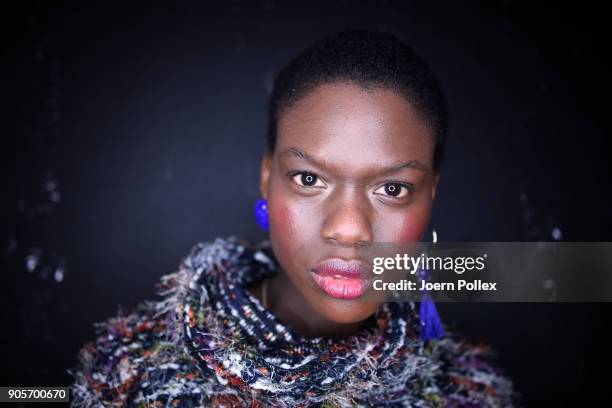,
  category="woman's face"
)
[260,82,439,325]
